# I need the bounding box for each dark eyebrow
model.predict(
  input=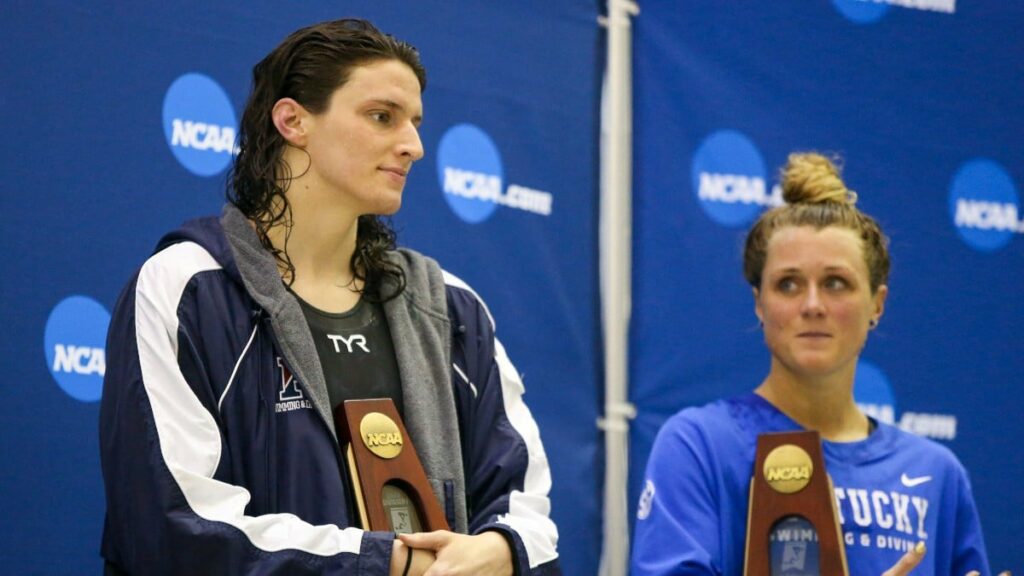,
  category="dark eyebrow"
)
[369,98,401,109]
[368,98,423,127]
